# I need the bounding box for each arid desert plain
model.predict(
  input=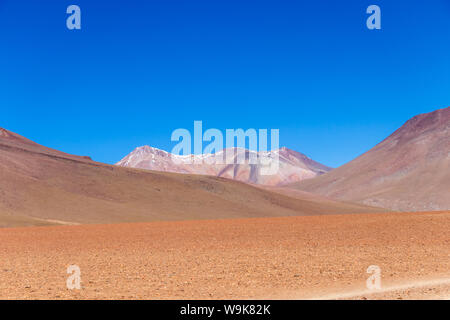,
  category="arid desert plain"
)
[0,211,449,299]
